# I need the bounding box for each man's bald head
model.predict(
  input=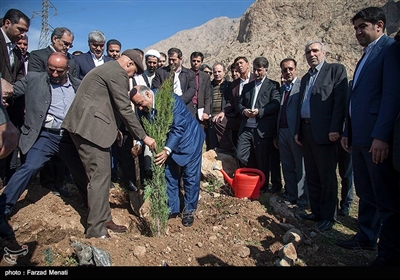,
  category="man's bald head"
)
[47,52,70,85]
